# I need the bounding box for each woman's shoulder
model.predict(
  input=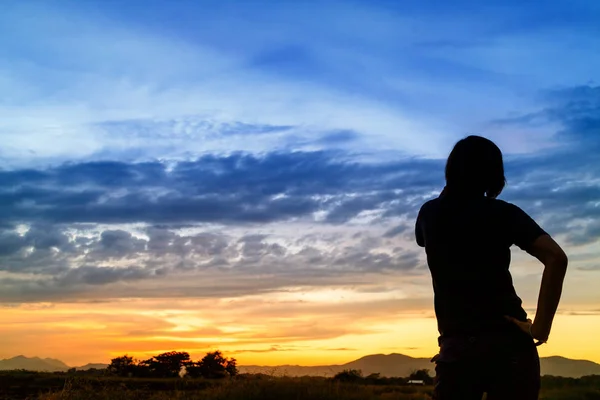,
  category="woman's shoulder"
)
[487,198,530,217]
[418,197,441,213]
